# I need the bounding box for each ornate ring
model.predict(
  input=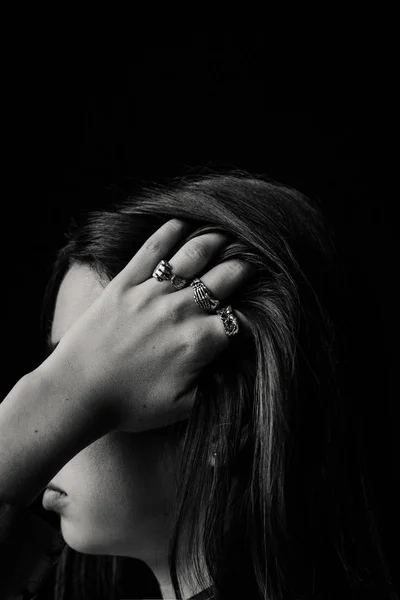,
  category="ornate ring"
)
[152,260,190,290]
[216,305,239,337]
[152,260,172,282]
[190,278,221,314]
[170,274,190,290]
